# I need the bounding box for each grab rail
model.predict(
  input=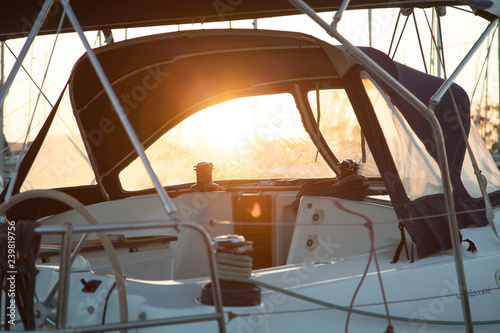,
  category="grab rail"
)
[286,0,474,331]
[36,219,227,333]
